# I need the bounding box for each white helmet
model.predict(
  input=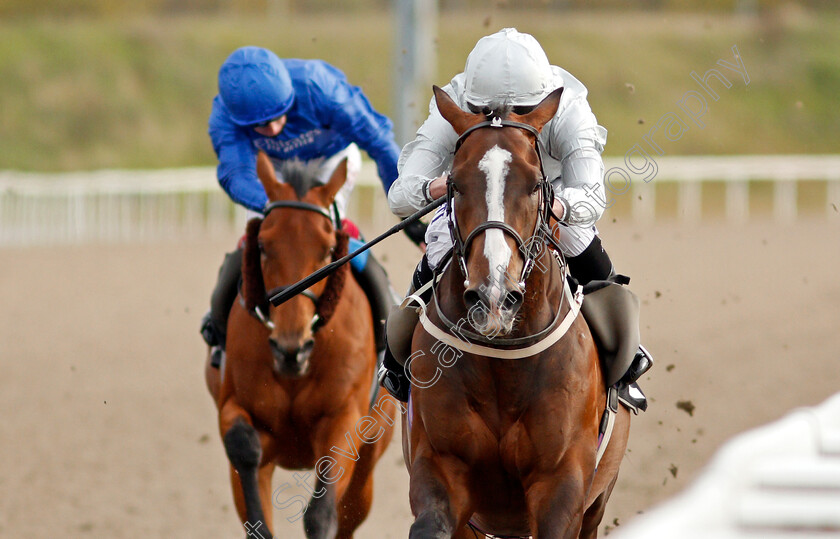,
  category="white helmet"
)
[463,28,556,108]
